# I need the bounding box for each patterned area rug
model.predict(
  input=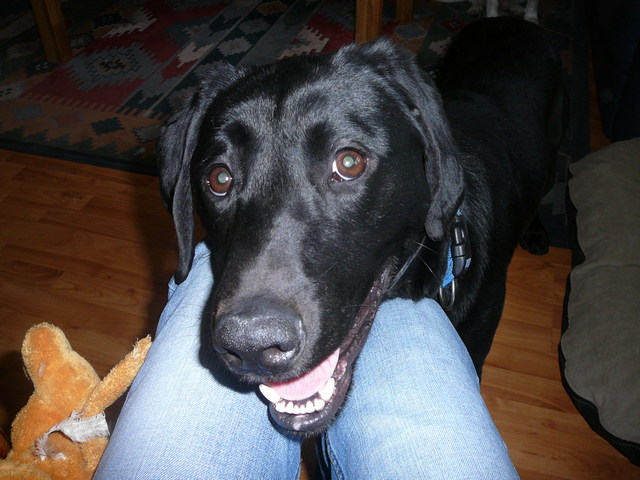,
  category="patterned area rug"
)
[0,0,587,246]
